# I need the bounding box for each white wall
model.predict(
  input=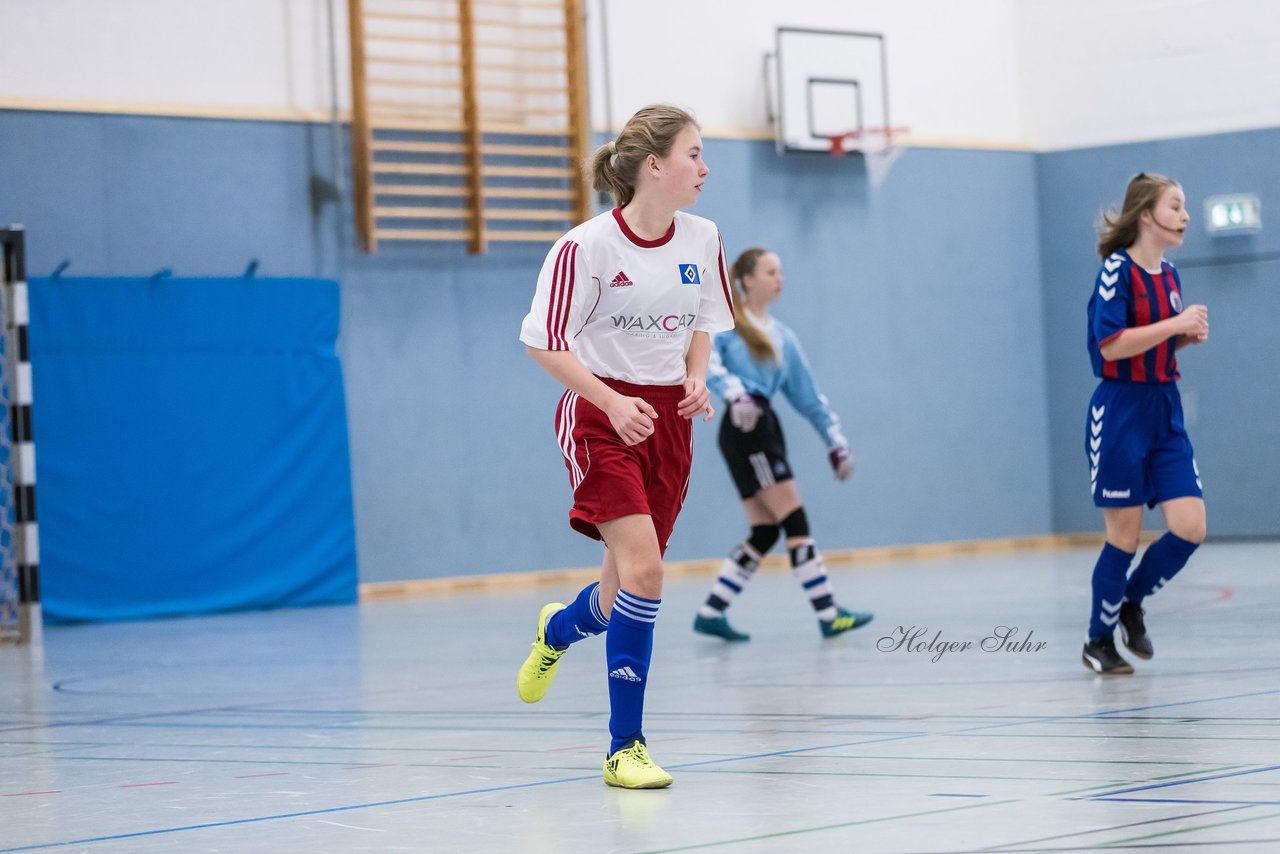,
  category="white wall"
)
[583,0,1026,147]
[1,0,1277,149]
[1015,0,1280,150]
[0,0,1027,145]
[0,0,342,119]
